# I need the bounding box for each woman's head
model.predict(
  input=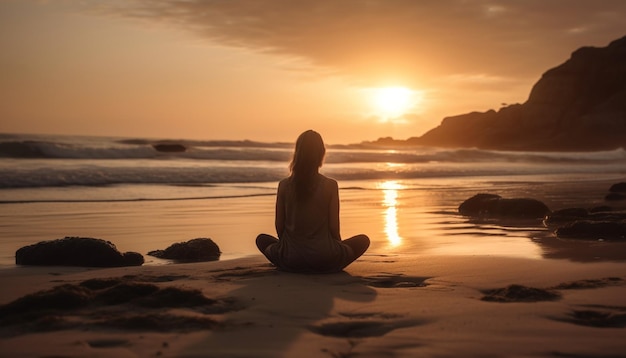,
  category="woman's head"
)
[289,130,326,177]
